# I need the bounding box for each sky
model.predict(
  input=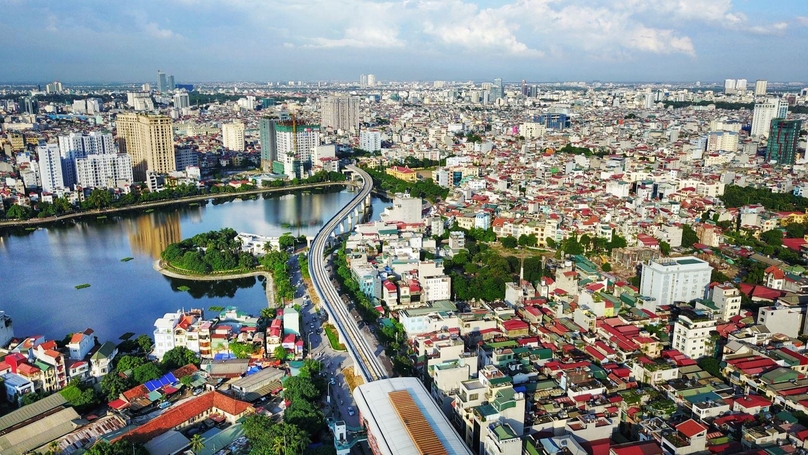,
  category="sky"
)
[1,0,806,84]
